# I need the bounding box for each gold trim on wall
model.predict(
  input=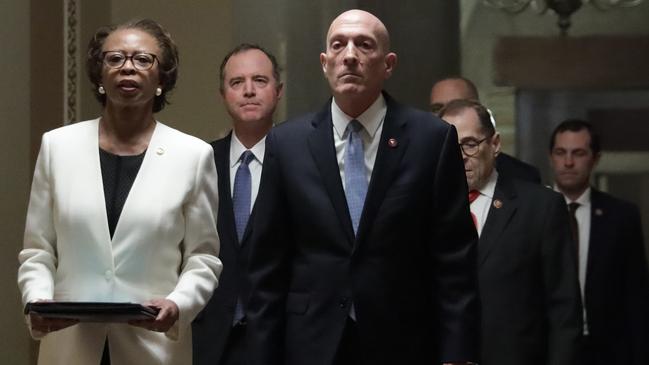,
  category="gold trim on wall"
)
[64,0,80,125]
